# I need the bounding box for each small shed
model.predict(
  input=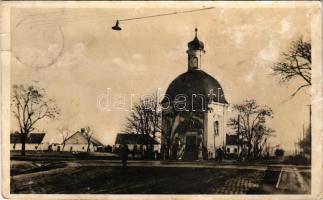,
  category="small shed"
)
[226,134,239,155]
